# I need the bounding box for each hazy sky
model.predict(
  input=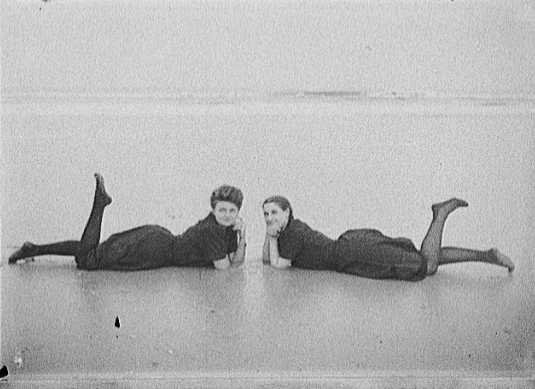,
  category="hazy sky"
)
[2,0,535,96]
